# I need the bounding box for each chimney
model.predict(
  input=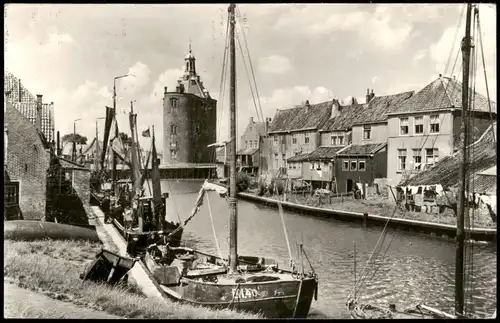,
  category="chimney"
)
[370,89,375,101]
[180,83,185,93]
[304,100,310,113]
[330,99,340,119]
[439,73,442,78]
[36,94,43,132]
[365,88,370,104]
[265,117,270,133]
[164,86,168,94]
